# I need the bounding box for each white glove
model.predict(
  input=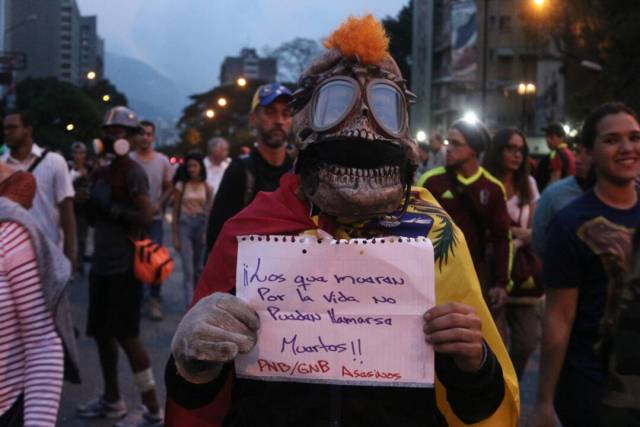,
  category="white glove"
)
[171,292,260,384]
